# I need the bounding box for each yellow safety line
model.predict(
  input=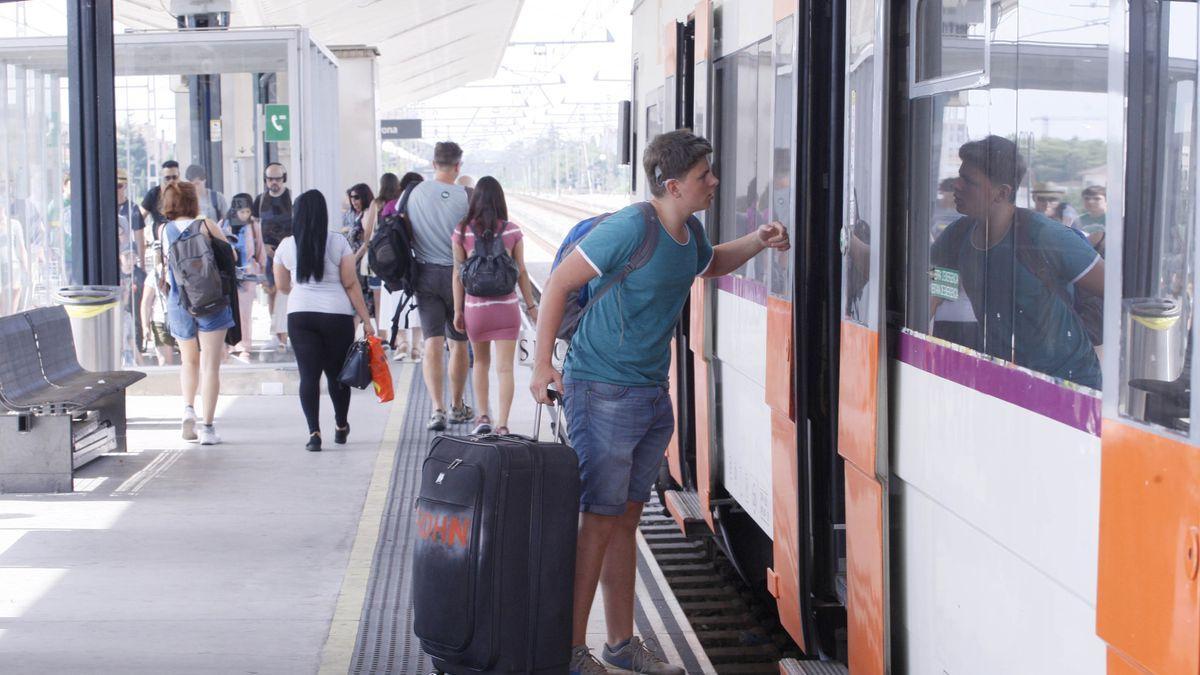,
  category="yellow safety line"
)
[318,365,415,675]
